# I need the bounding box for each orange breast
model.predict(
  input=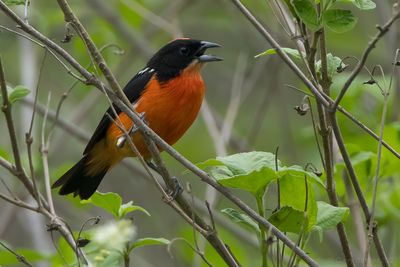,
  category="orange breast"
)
[106,67,205,159]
